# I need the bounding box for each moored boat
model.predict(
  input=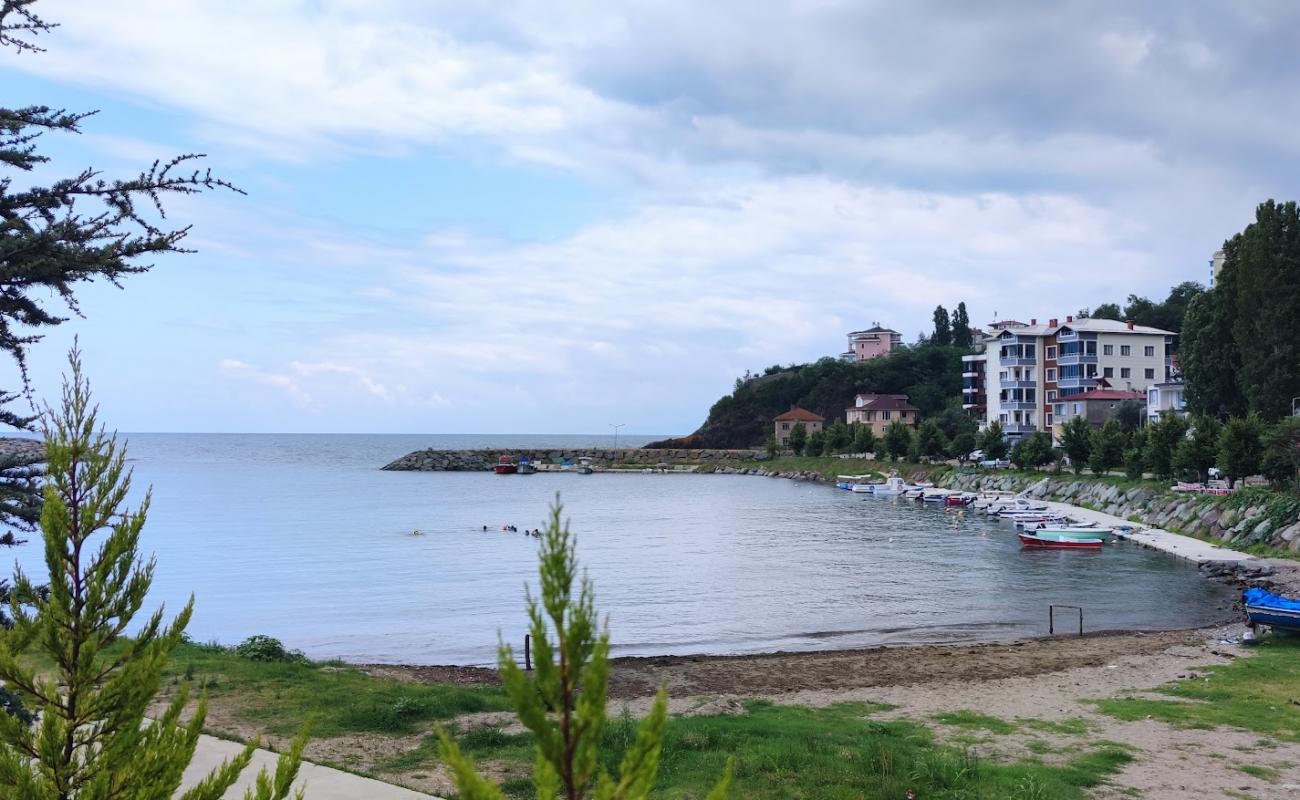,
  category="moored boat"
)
[1017,531,1104,548]
[1243,588,1300,631]
[494,456,518,475]
[872,475,909,495]
[1035,526,1112,539]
